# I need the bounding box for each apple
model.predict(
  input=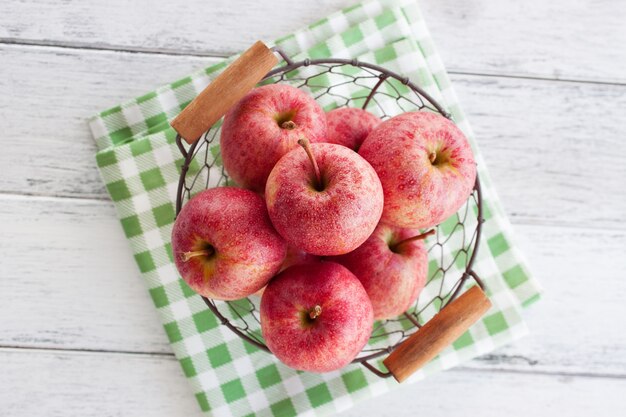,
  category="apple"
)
[330,224,433,320]
[265,139,384,255]
[260,261,373,372]
[359,111,476,229]
[280,244,320,272]
[253,245,319,297]
[171,187,287,300]
[220,84,327,192]
[325,107,381,151]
